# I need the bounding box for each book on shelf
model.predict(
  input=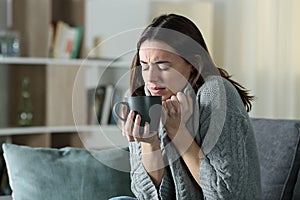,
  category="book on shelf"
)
[88,84,122,125]
[95,86,106,124]
[87,88,99,125]
[109,87,122,125]
[87,85,104,125]
[50,20,83,59]
[100,84,114,125]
